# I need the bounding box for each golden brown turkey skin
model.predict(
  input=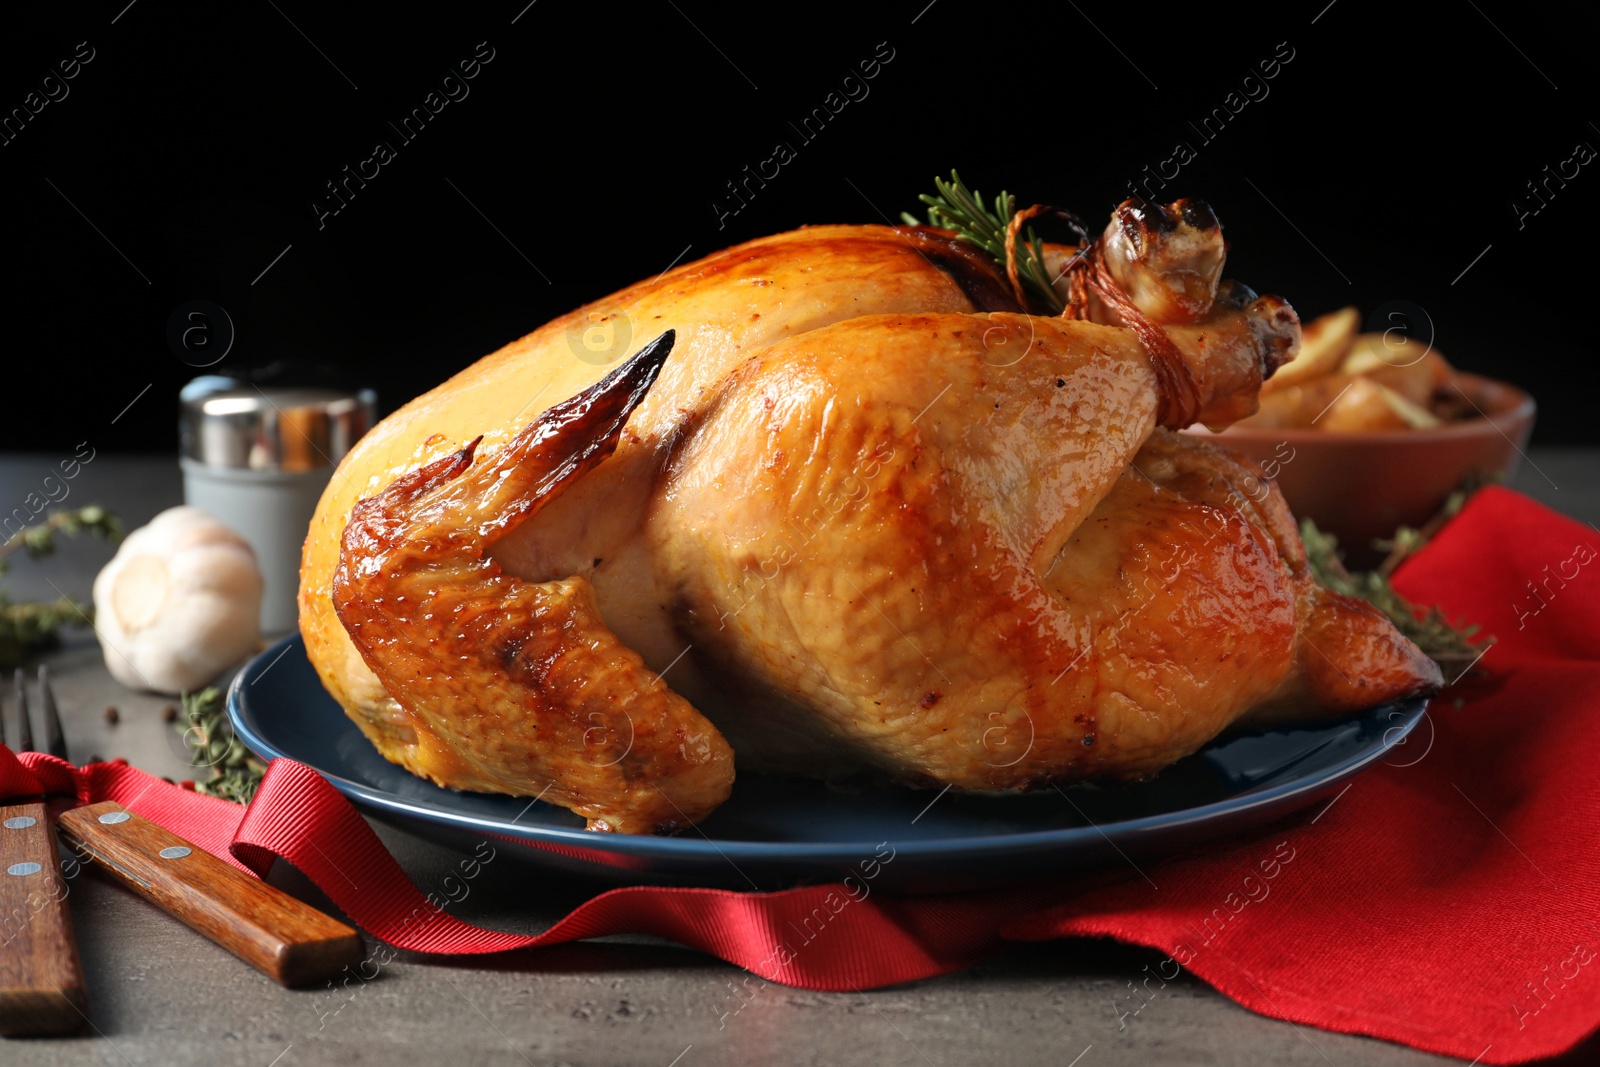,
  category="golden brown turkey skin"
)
[304,203,1440,831]
[331,337,734,833]
[301,225,994,818]
[649,319,1438,789]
